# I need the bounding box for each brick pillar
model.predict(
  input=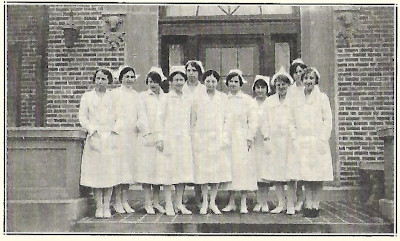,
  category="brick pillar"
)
[125,6,159,92]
